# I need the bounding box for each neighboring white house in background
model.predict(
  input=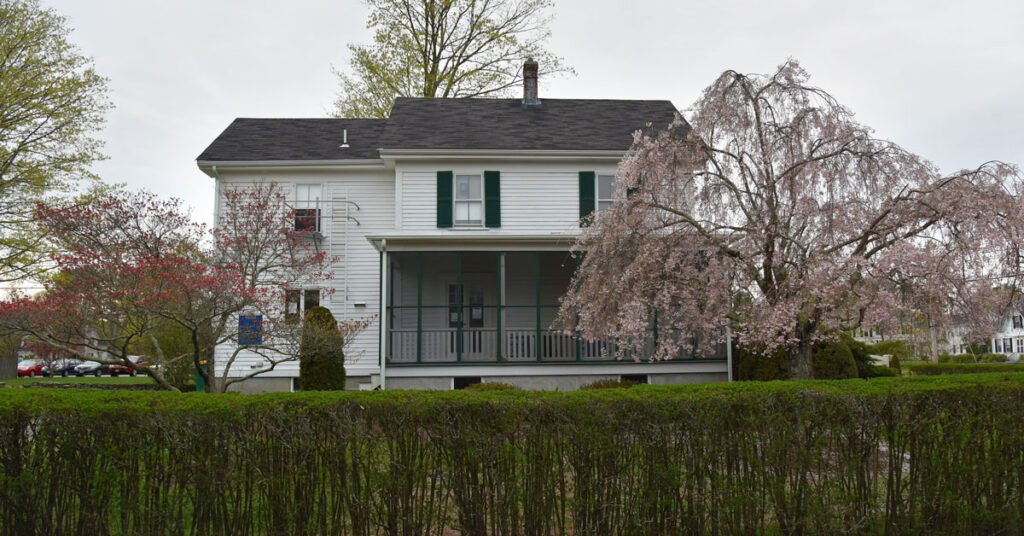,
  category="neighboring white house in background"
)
[196,60,729,393]
[985,311,1024,361]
